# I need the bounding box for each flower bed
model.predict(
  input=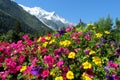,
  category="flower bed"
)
[0,25,120,80]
